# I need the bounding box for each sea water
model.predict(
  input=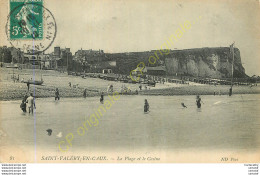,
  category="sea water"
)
[0,94,259,152]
